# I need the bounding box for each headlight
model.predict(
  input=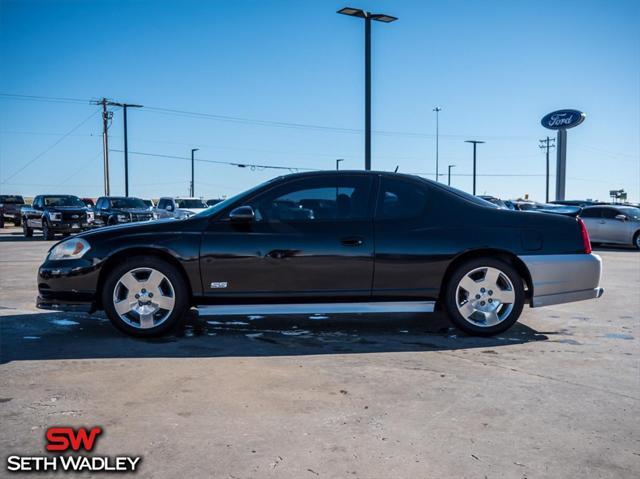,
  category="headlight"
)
[117,214,129,222]
[49,212,62,221]
[87,211,95,222]
[48,238,91,260]
[152,212,159,220]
